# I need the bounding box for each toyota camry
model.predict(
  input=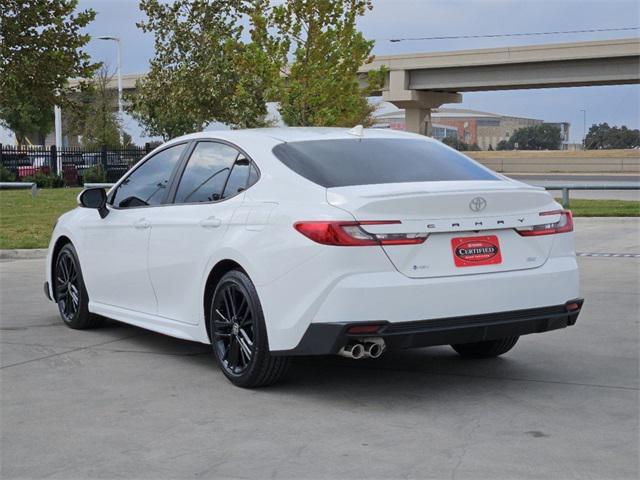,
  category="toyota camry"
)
[45,128,583,387]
